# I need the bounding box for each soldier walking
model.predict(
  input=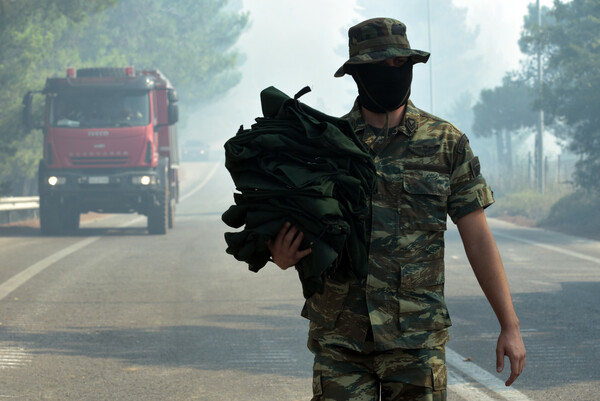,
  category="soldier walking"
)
[268,18,526,400]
